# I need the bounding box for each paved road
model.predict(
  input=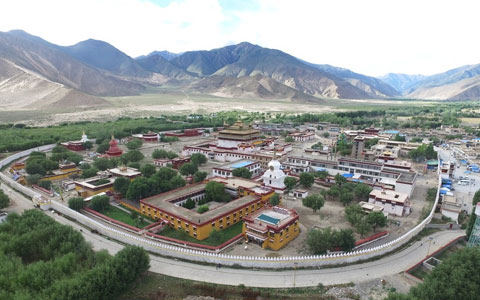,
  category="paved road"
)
[1,182,465,288]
